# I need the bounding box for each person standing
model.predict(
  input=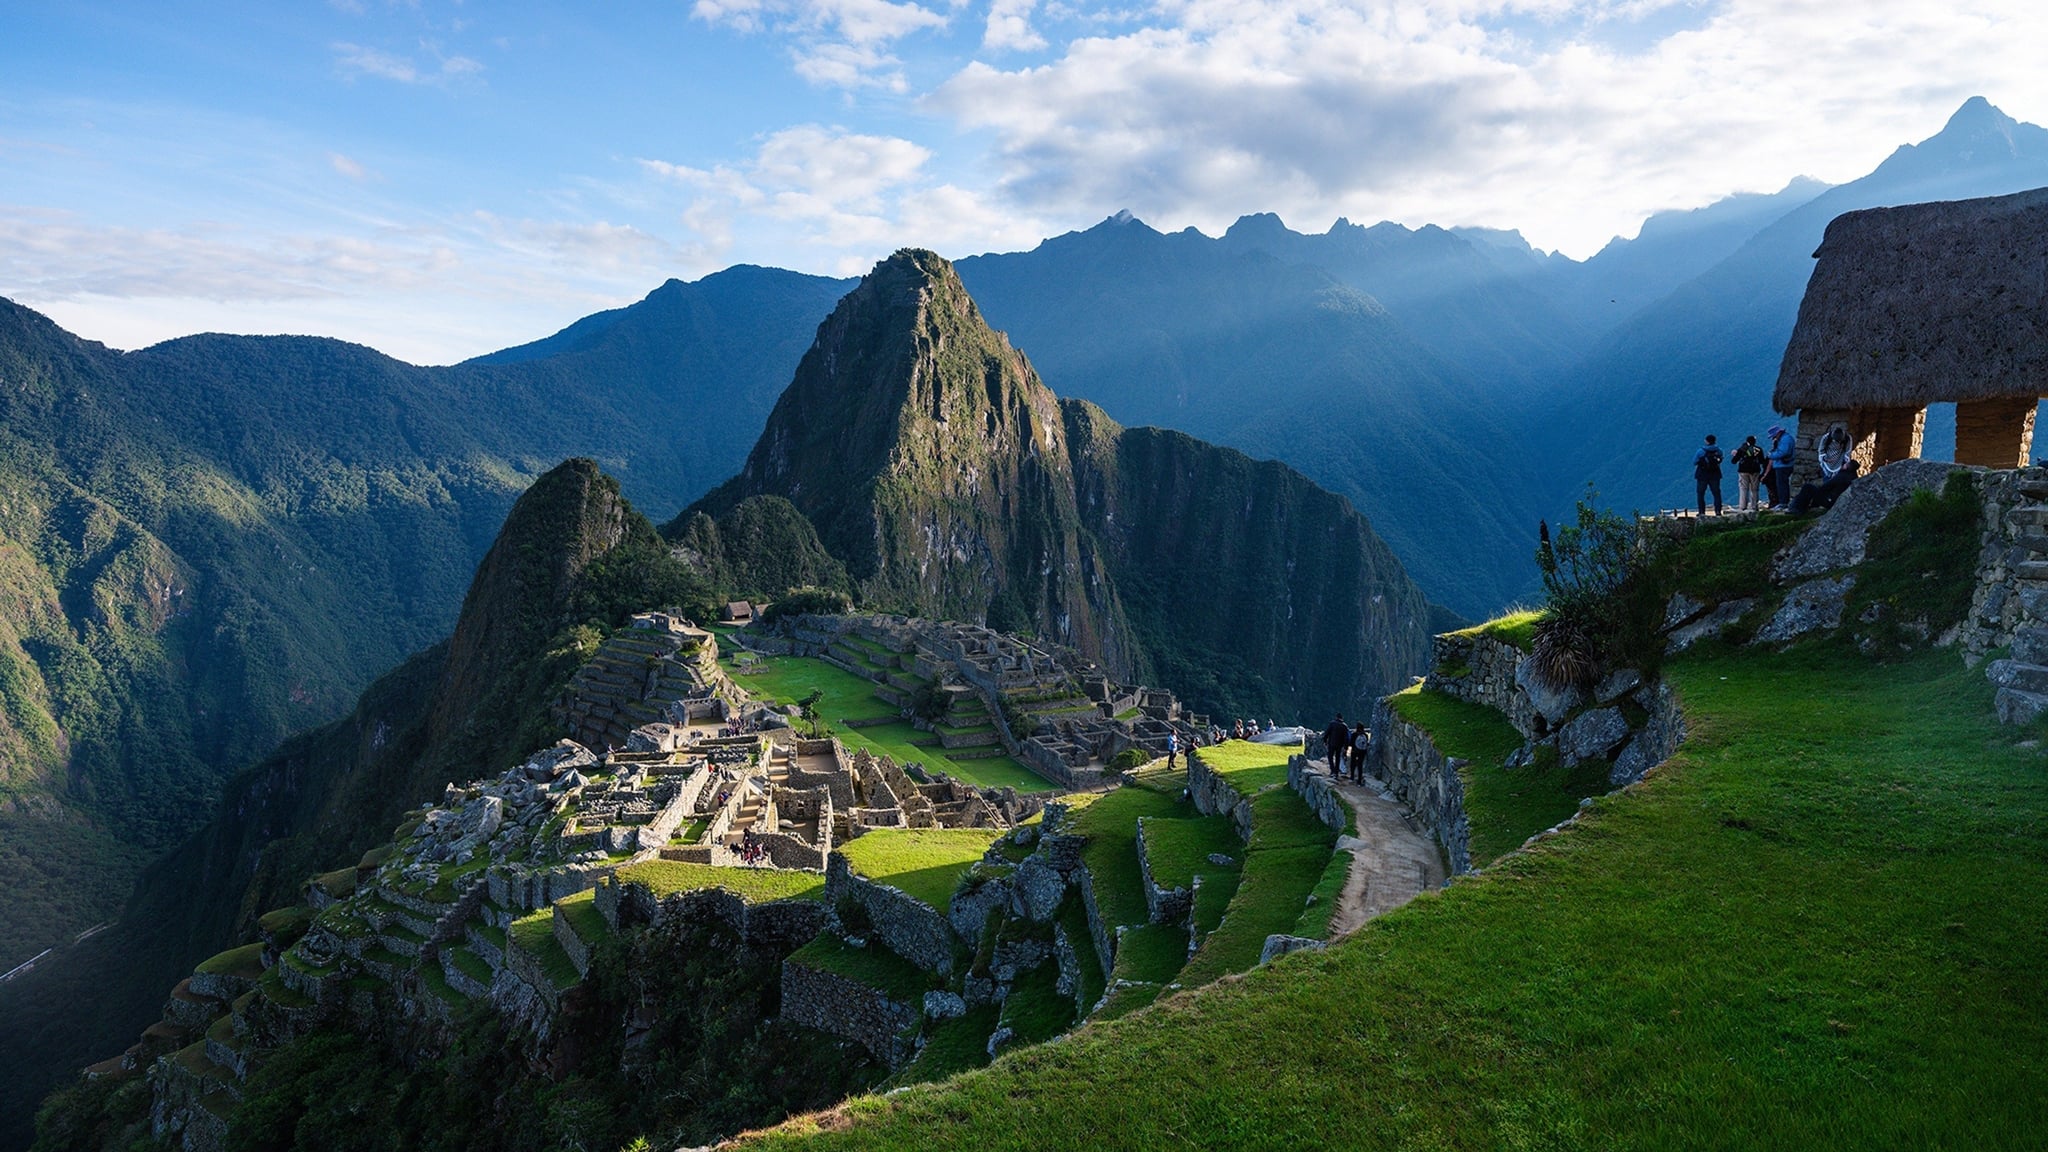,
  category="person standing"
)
[1765,424,1795,509]
[1732,435,1765,512]
[1165,730,1180,771]
[1694,434,1725,516]
[1322,714,1350,774]
[1348,723,1370,784]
